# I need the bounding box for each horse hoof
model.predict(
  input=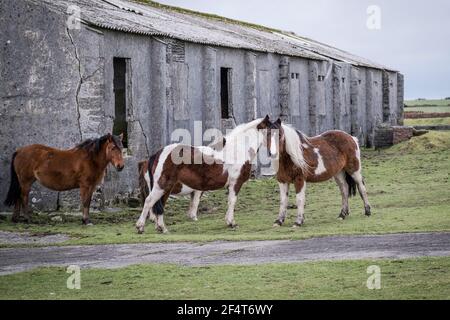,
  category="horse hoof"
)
[273,220,283,228]
[365,206,372,217]
[228,223,238,229]
[156,226,168,234]
[338,214,346,220]
[82,219,93,226]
